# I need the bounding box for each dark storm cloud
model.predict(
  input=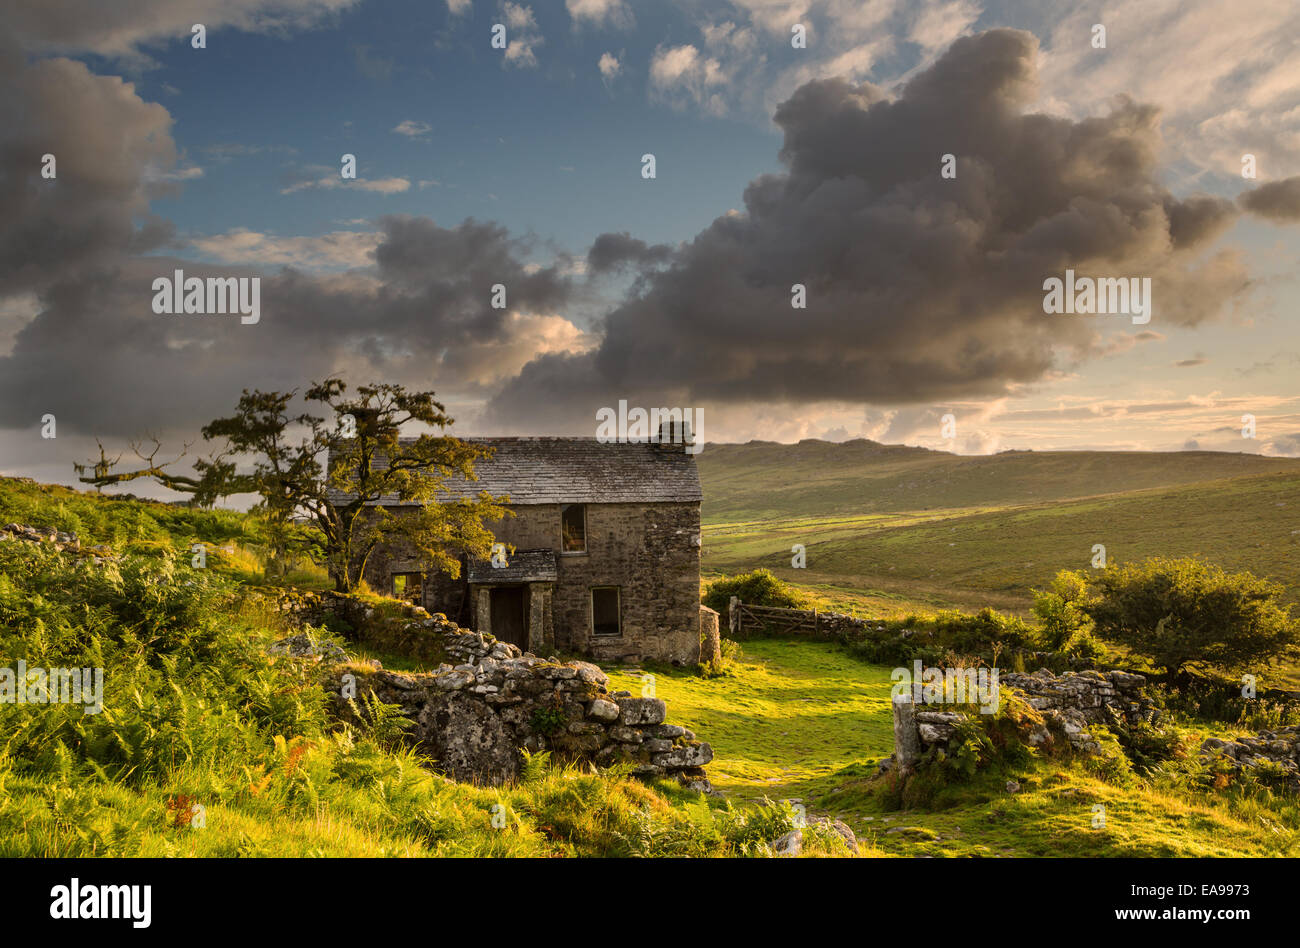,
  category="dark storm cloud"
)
[0,26,1278,455]
[0,217,578,436]
[0,24,580,443]
[1239,175,1300,222]
[586,232,673,274]
[484,29,1252,429]
[0,44,179,298]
